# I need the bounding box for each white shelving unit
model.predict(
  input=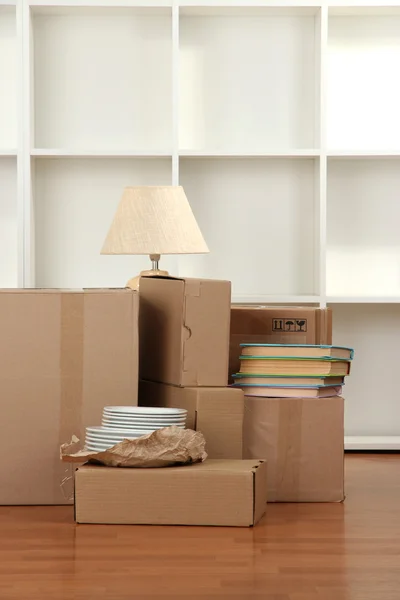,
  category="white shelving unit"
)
[1,0,400,449]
